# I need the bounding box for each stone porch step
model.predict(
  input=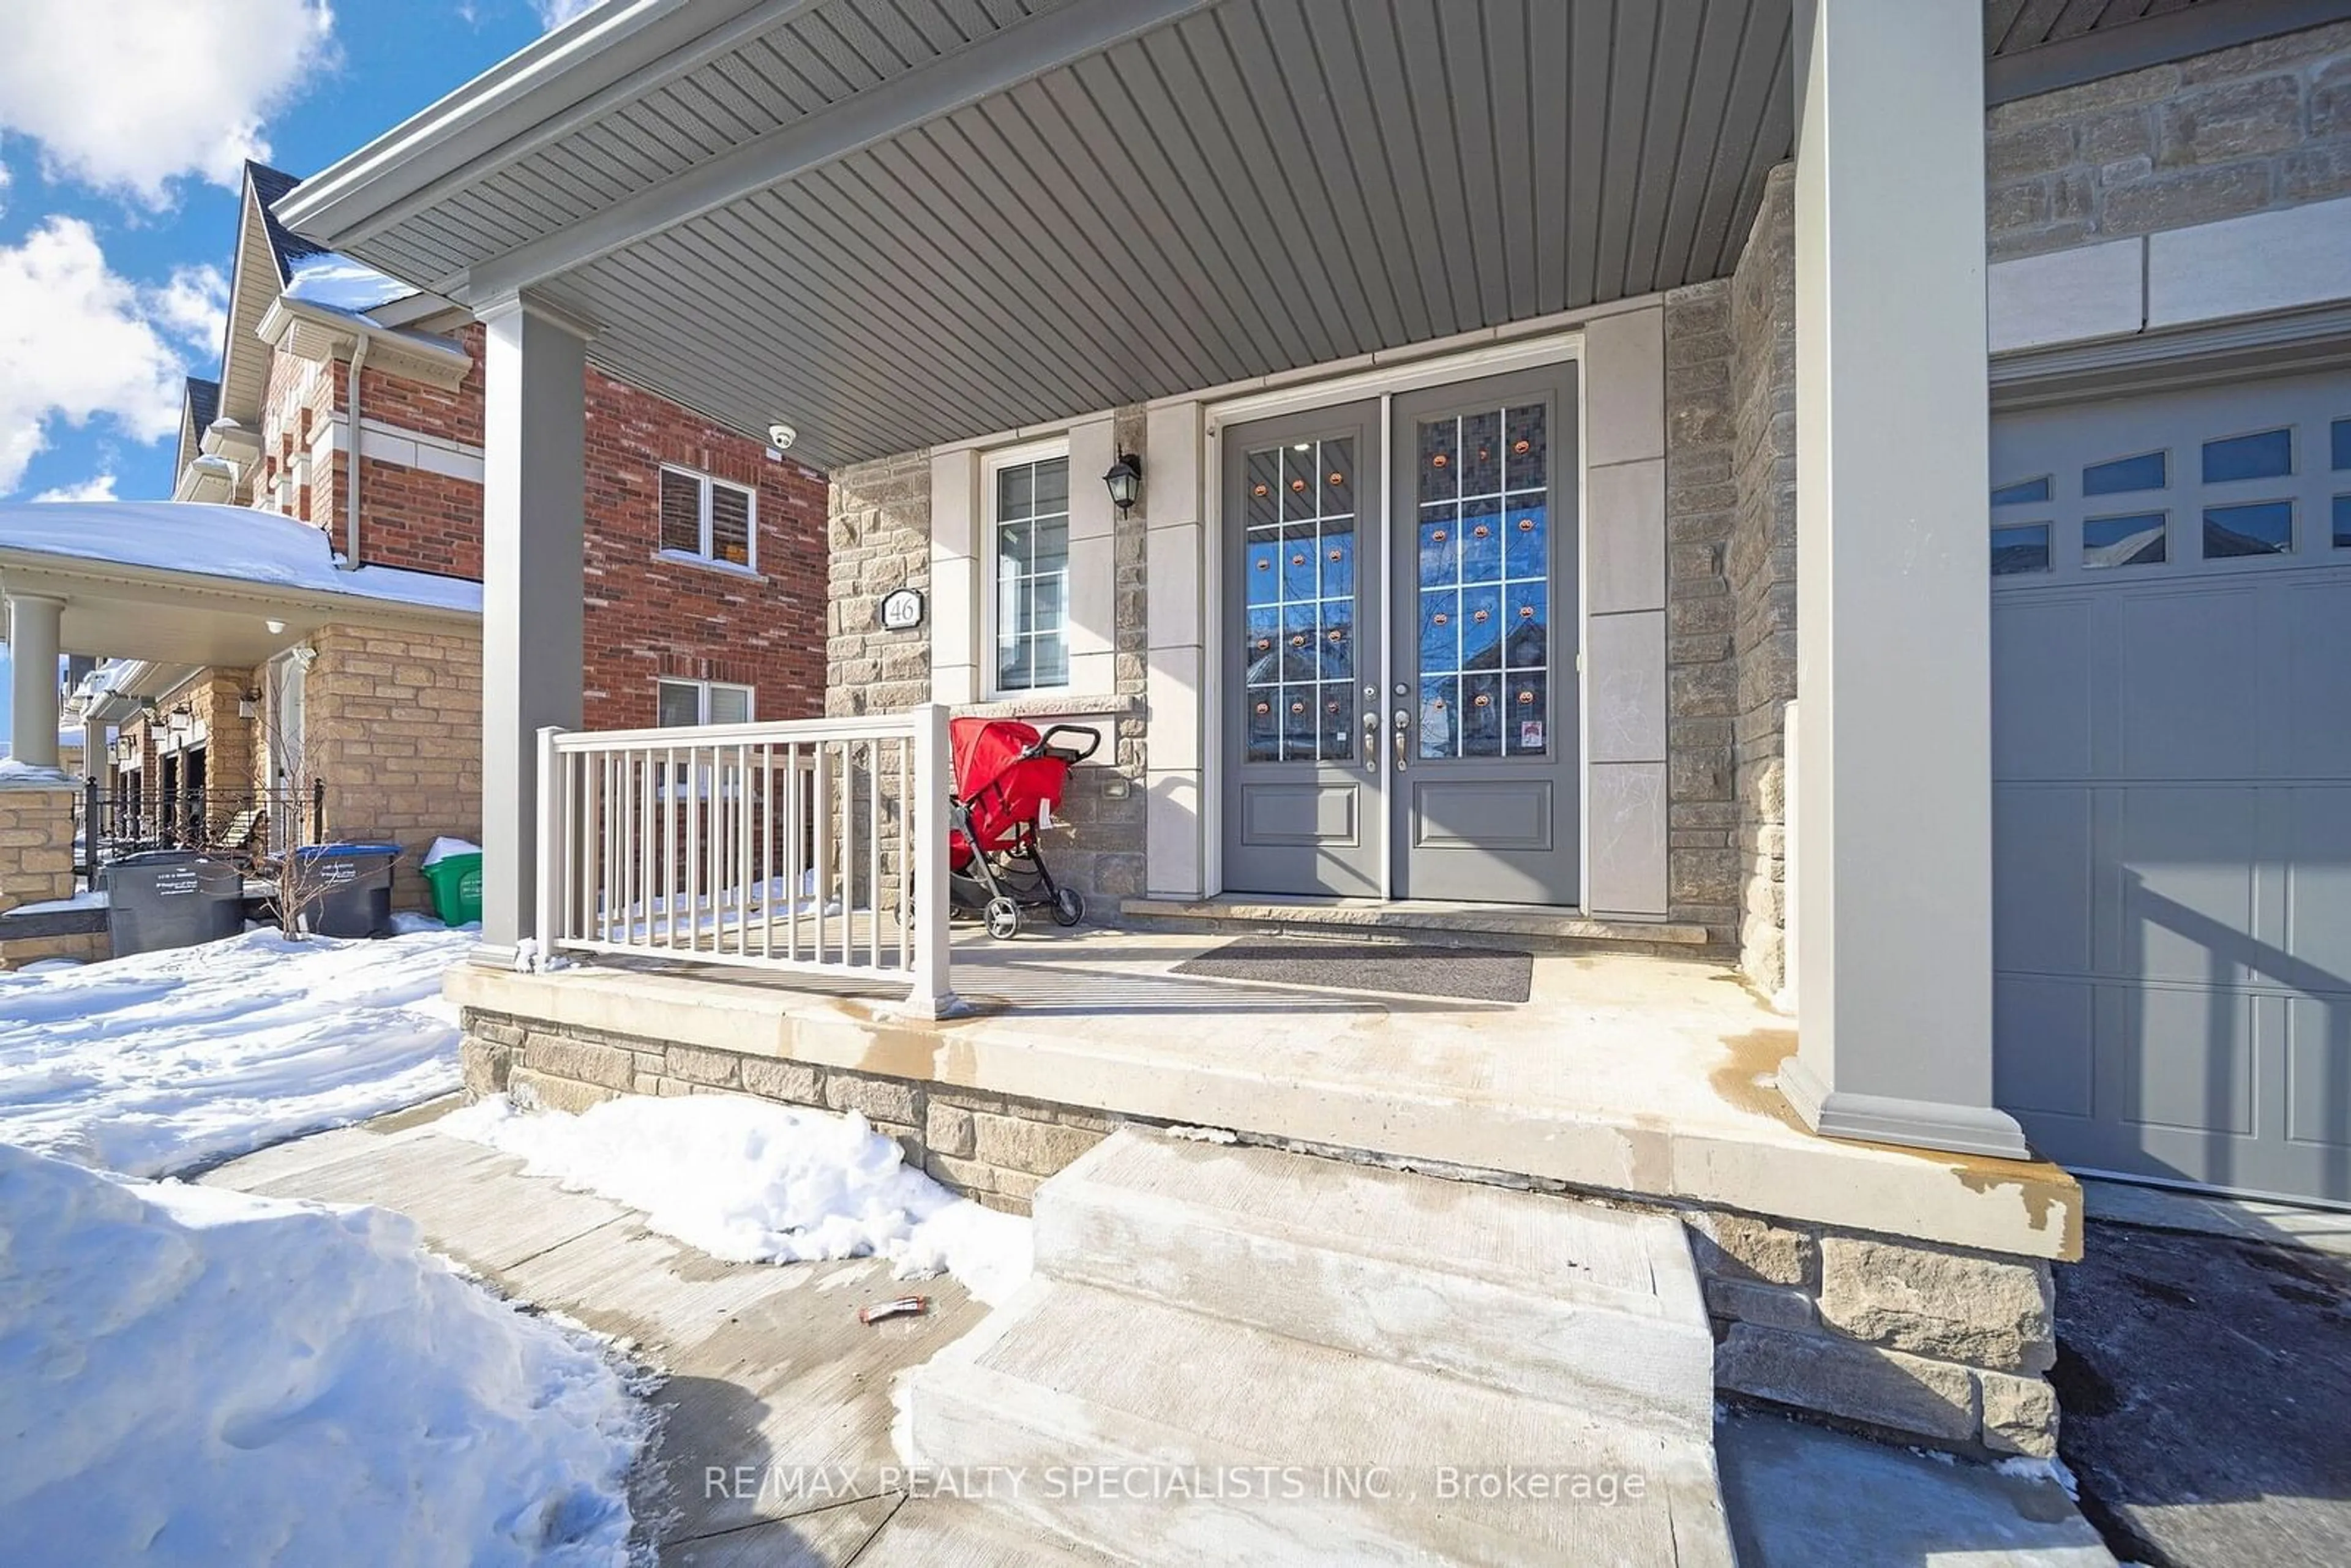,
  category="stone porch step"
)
[1119,895,1712,951]
[907,1278,1733,1567]
[1034,1131,1715,1435]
